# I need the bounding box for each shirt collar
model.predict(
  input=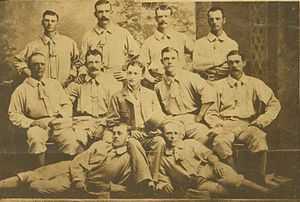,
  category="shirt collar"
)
[163,70,182,85]
[226,73,248,87]
[154,29,173,41]
[207,31,228,42]
[165,140,184,156]
[94,23,115,35]
[86,75,103,85]
[113,145,127,155]
[40,32,59,45]
[25,77,46,87]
